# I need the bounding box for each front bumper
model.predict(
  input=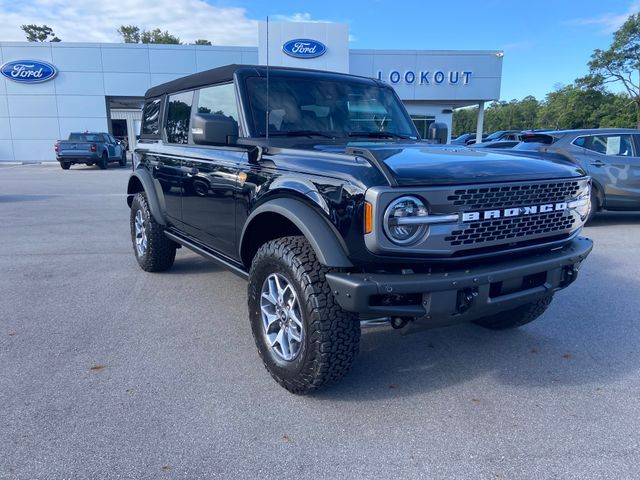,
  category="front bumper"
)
[326,237,593,326]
